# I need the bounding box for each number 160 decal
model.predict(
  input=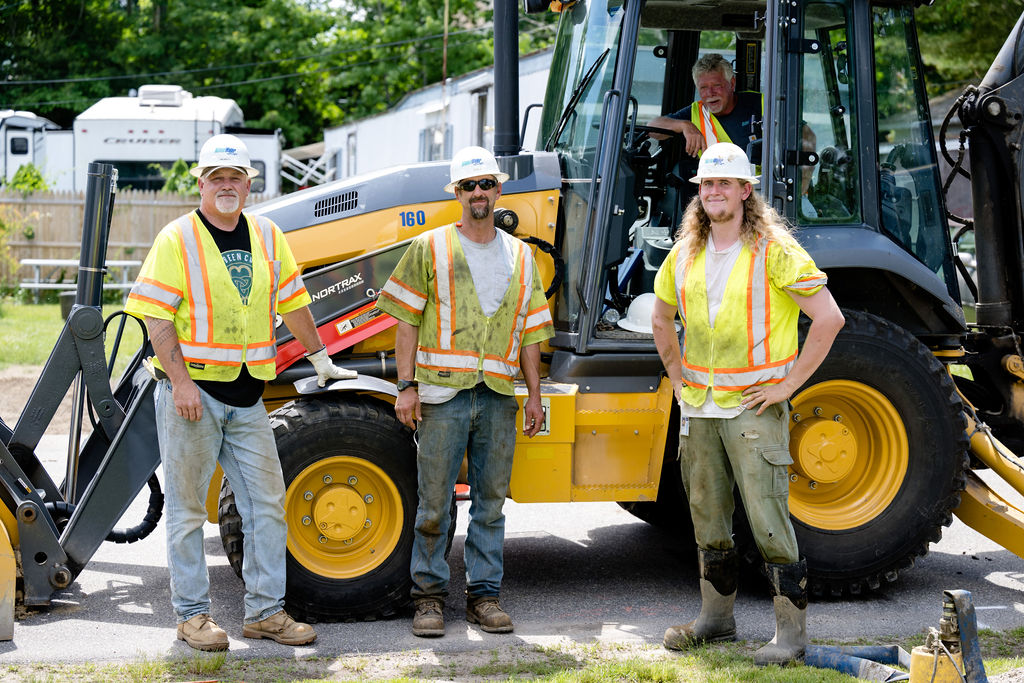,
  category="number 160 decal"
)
[400,210,427,227]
